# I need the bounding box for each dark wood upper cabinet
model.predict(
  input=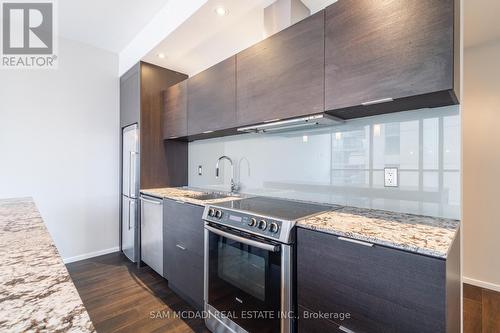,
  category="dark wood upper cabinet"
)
[236,11,325,126]
[324,0,459,119]
[162,80,187,139]
[187,56,237,136]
